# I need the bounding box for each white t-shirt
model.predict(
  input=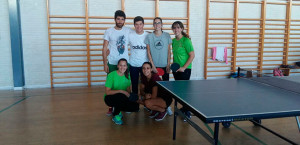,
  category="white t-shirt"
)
[104,26,133,65]
[129,31,149,67]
